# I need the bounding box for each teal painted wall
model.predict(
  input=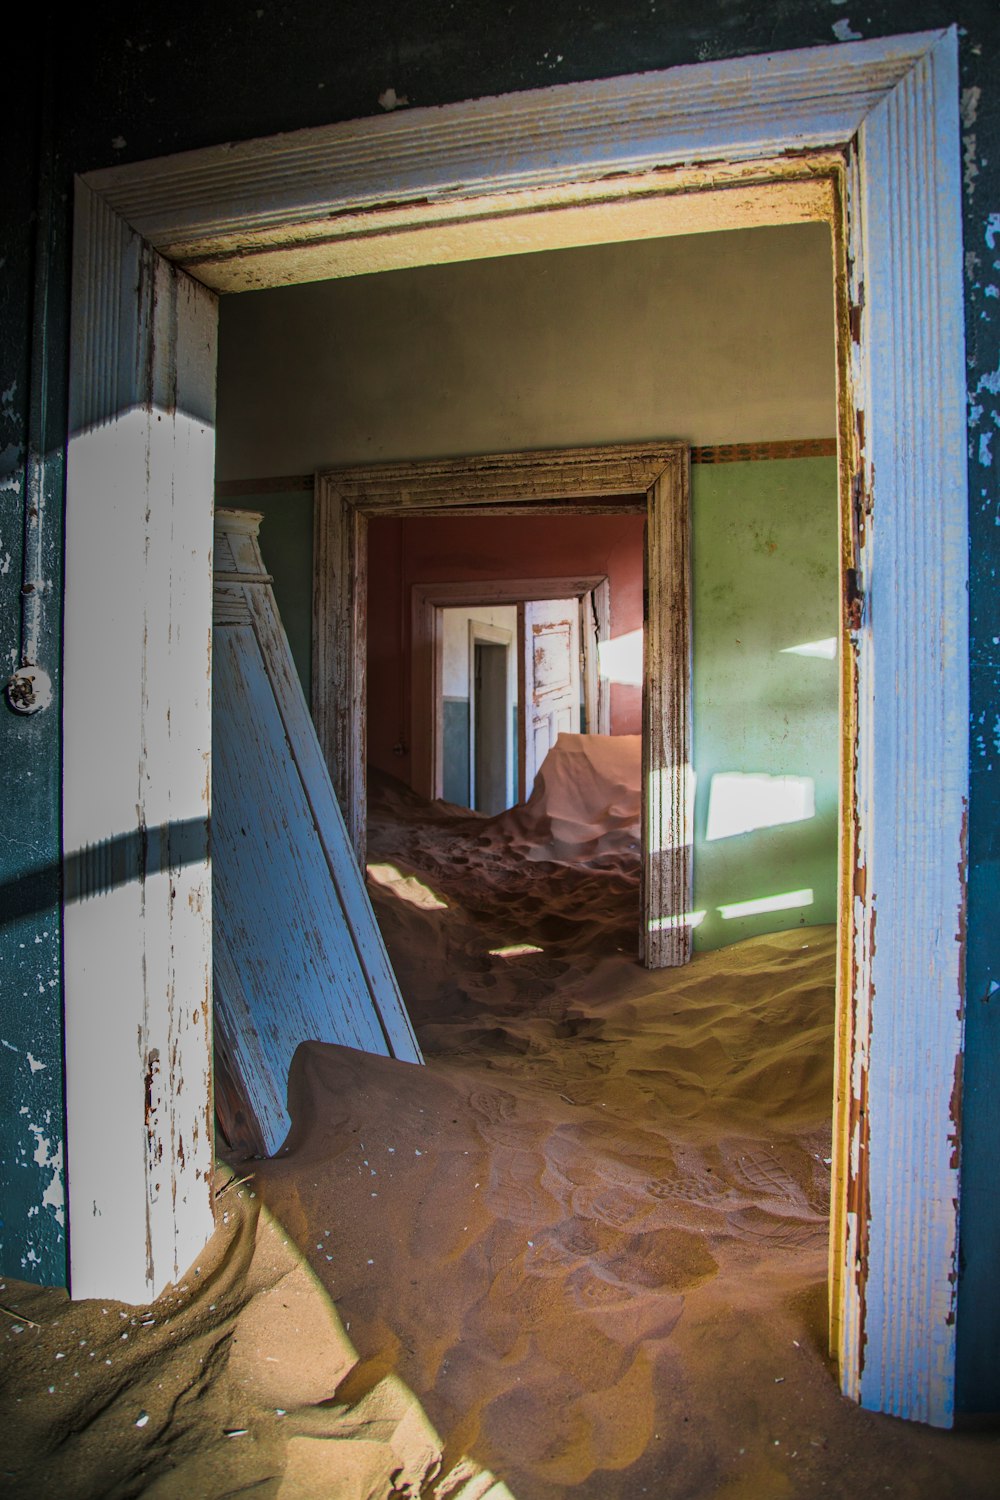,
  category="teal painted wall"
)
[691,459,839,951]
[442,698,471,806]
[0,78,67,1287]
